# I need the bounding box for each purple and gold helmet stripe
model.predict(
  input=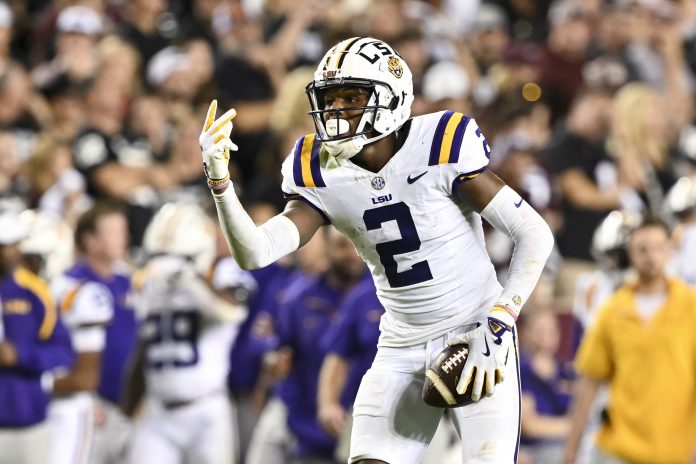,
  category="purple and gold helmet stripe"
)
[335,37,361,69]
[292,134,325,188]
[429,111,471,166]
[328,36,361,69]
